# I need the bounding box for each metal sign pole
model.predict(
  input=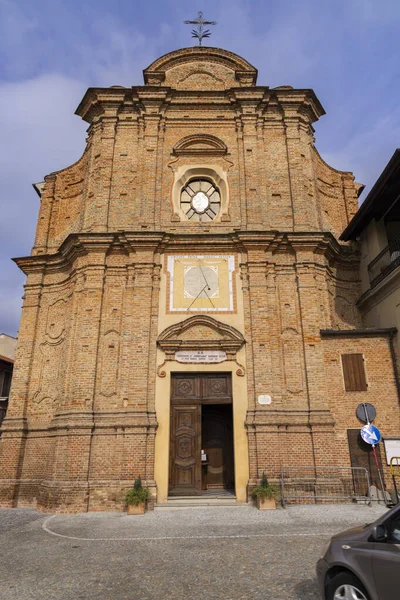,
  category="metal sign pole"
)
[360,419,388,506]
[372,443,389,507]
[363,402,369,424]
